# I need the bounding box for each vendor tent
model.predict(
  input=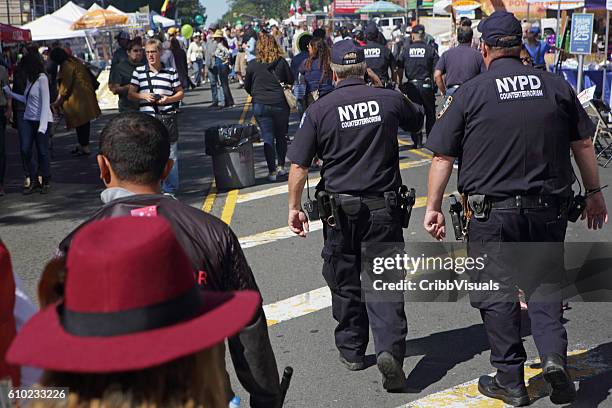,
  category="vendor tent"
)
[282,14,307,25]
[356,1,406,13]
[22,14,87,41]
[107,5,127,15]
[71,9,129,30]
[88,3,104,11]
[52,1,87,22]
[151,13,176,28]
[0,23,31,42]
